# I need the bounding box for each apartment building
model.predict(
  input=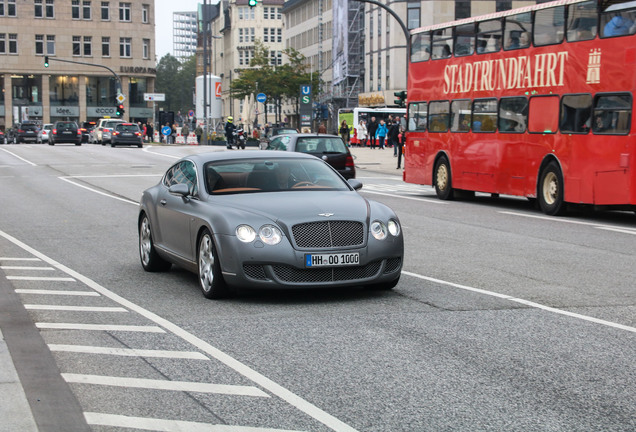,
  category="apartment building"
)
[0,0,156,129]
[174,10,198,62]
